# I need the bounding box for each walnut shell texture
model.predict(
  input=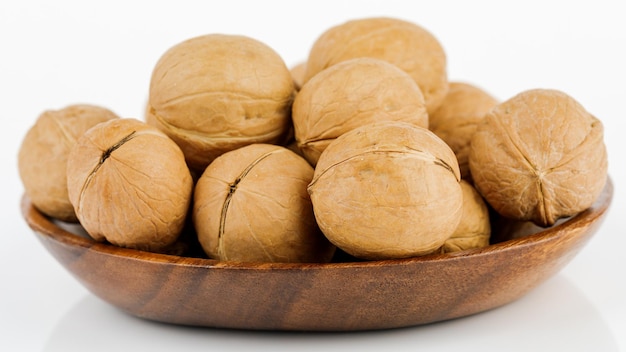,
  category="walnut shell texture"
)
[442,180,491,253]
[293,57,428,166]
[429,82,498,181]
[66,118,193,252]
[289,61,307,91]
[303,17,448,114]
[469,89,608,227]
[309,121,462,260]
[148,34,296,171]
[193,143,335,263]
[18,104,119,222]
